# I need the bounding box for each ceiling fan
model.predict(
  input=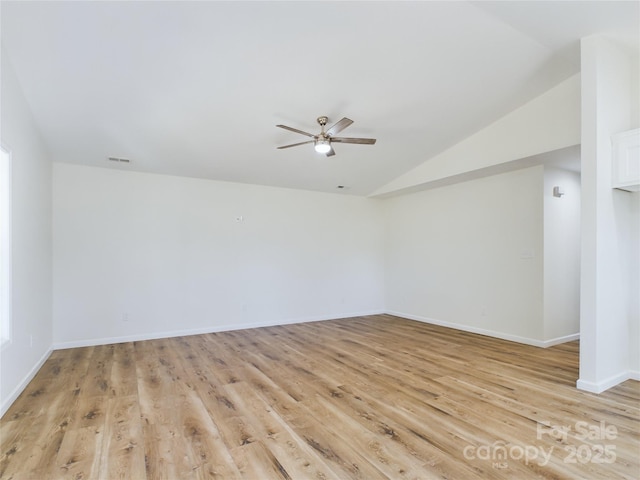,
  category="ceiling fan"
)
[276,116,376,157]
